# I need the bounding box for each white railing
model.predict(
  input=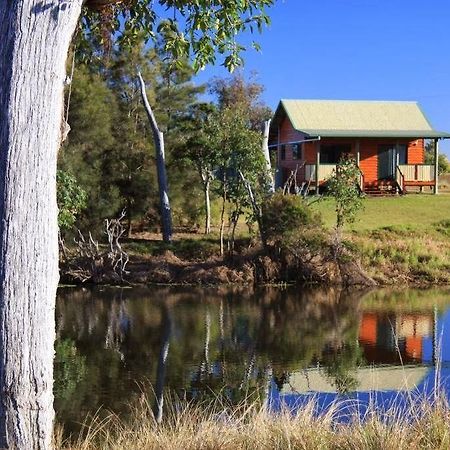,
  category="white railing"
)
[318,164,337,180]
[398,164,435,182]
[305,164,338,182]
[417,165,435,181]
